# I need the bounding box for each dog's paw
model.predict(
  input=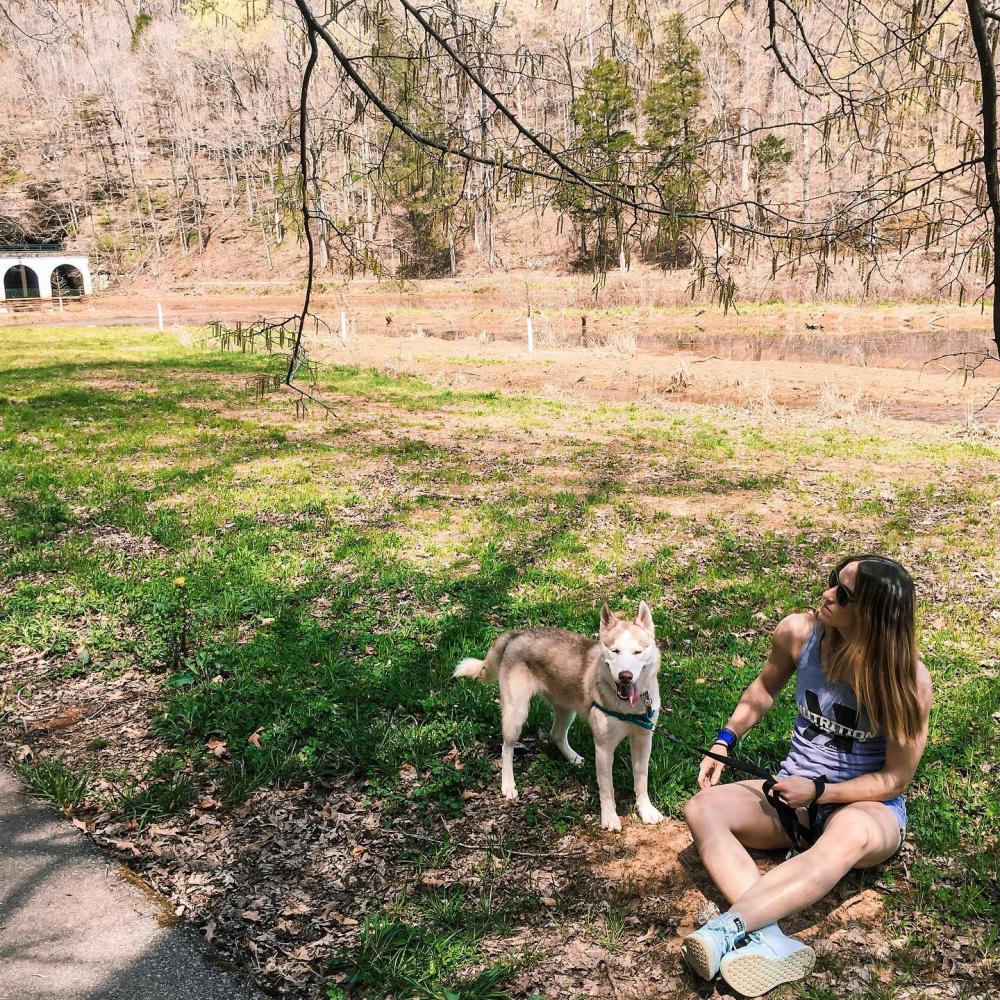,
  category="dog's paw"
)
[637,801,664,825]
[566,749,584,766]
[501,785,519,801]
[601,811,623,832]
